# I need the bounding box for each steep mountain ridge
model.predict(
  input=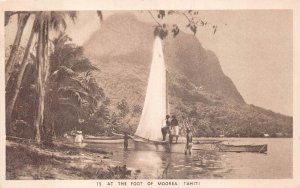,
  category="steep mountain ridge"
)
[163,33,245,104]
[84,13,245,105]
[83,13,292,137]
